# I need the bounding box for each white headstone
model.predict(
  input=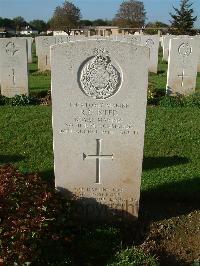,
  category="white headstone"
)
[141,35,160,73]
[26,37,33,63]
[195,36,200,72]
[37,35,86,71]
[166,38,198,96]
[162,35,173,61]
[37,36,57,71]
[162,35,189,61]
[0,38,28,97]
[51,40,149,220]
[114,35,141,45]
[12,37,32,63]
